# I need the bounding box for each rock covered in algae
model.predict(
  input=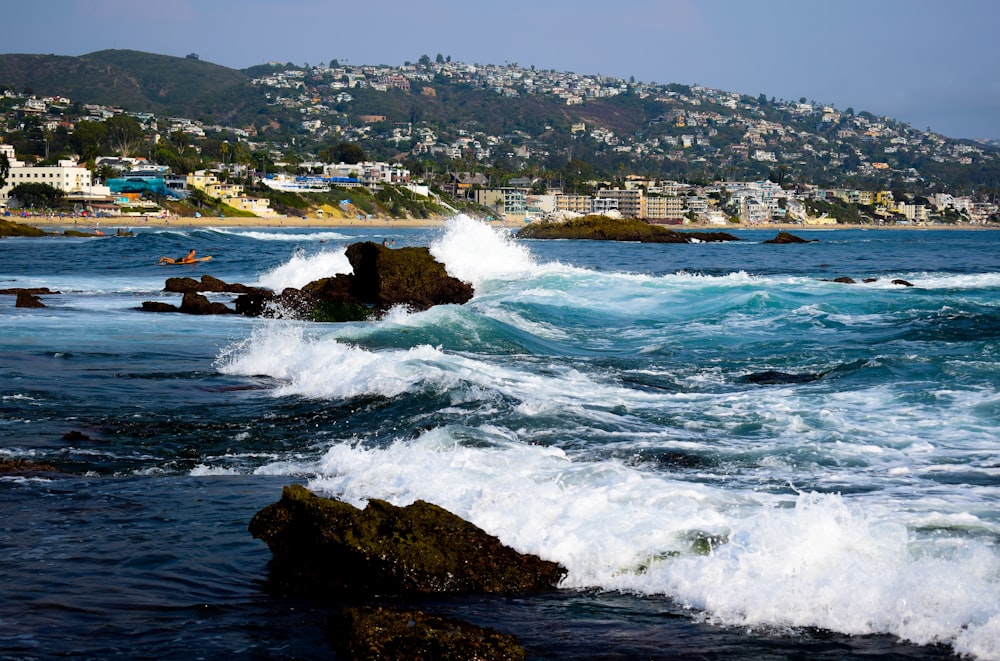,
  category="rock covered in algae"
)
[516,215,739,243]
[248,484,566,595]
[331,606,526,661]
